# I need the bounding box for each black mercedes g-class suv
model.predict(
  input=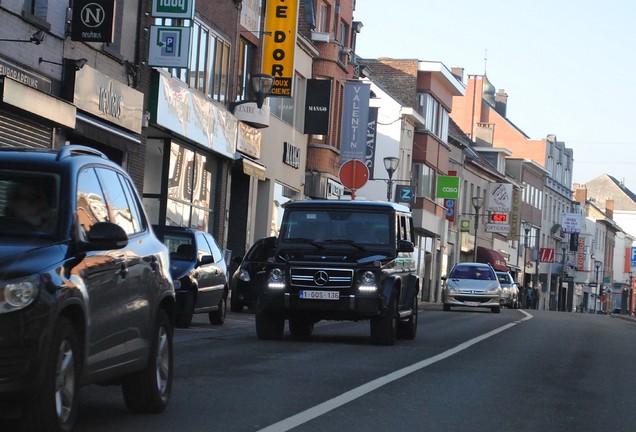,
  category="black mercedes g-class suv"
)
[255,200,419,345]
